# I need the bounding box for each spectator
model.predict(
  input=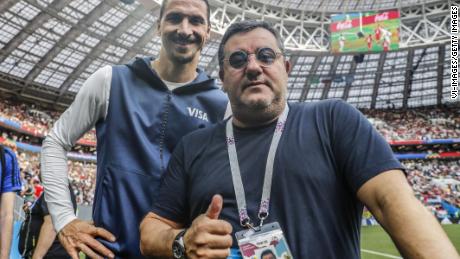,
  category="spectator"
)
[0,145,22,259]
[19,185,77,259]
